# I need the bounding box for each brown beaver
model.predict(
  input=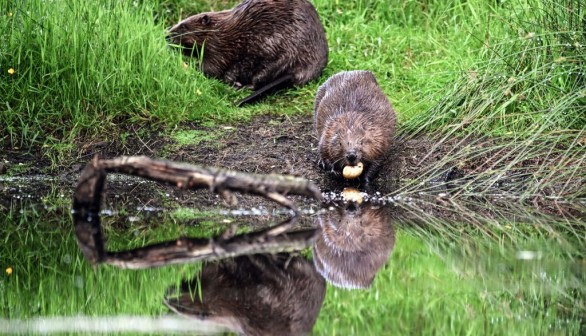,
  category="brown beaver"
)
[167,0,329,106]
[164,253,326,336]
[314,70,396,184]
